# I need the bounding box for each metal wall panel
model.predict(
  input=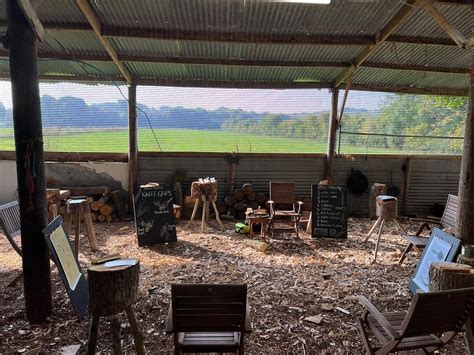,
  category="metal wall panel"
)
[138,154,461,217]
